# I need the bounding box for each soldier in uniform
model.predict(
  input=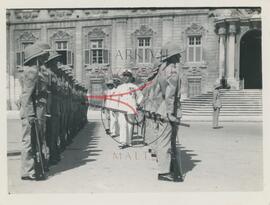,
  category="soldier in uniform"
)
[44,51,62,165]
[212,82,222,129]
[60,65,72,150]
[117,69,143,148]
[65,70,74,145]
[103,79,115,135]
[19,42,50,180]
[148,41,183,182]
[83,87,89,125]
